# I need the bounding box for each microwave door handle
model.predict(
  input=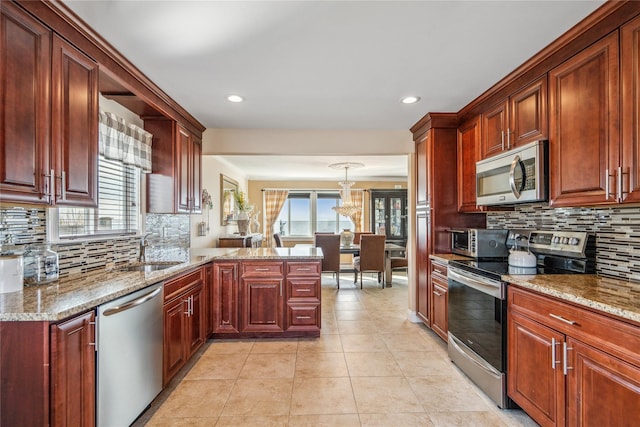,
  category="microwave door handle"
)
[509,155,526,199]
